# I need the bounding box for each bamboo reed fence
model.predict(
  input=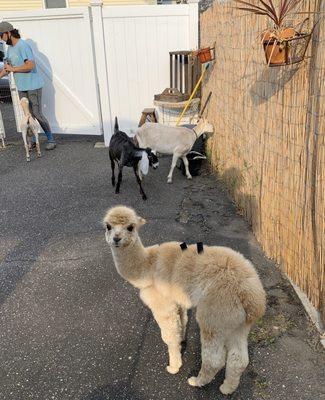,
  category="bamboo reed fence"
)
[200,0,325,325]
